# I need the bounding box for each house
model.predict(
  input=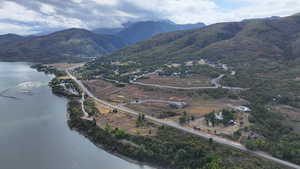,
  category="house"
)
[222,64,229,71]
[169,102,187,109]
[172,72,181,76]
[228,120,237,125]
[236,106,251,112]
[214,111,224,120]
